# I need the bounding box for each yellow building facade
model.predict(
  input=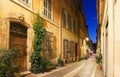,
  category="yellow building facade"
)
[80,24,89,58]
[0,0,86,72]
